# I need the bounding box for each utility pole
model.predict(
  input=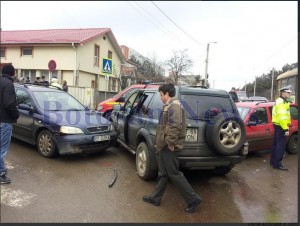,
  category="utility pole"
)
[271,68,274,101]
[204,42,217,87]
[254,76,256,97]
